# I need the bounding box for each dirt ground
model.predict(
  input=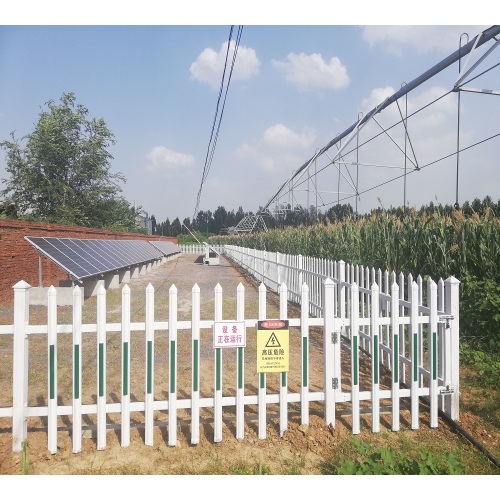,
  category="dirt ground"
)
[0,253,499,477]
